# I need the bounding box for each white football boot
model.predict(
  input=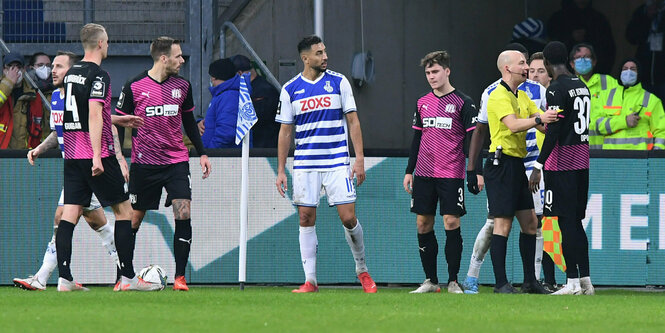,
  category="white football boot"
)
[410,279,441,293]
[13,276,46,291]
[447,281,464,294]
[121,276,162,291]
[580,276,595,295]
[551,278,581,295]
[57,277,90,292]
